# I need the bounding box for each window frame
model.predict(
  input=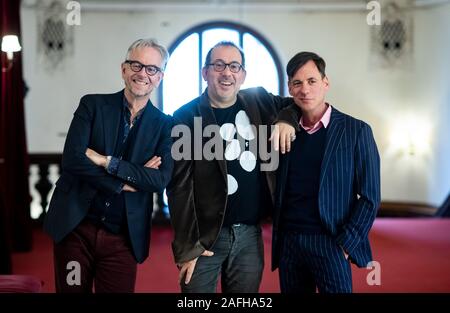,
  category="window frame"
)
[159,20,285,112]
